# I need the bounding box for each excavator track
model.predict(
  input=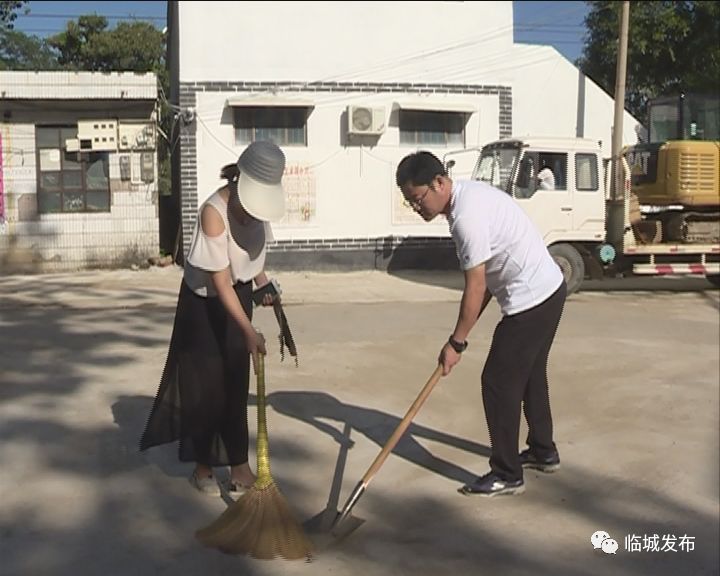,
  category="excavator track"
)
[659,211,720,244]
